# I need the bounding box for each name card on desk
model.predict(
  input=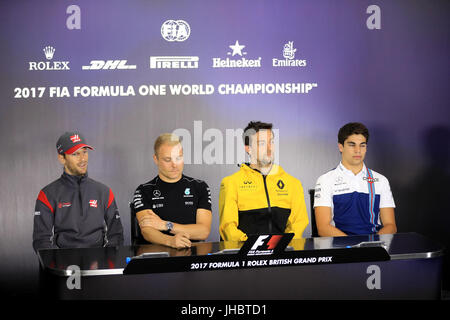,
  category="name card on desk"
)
[123,242,390,275]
